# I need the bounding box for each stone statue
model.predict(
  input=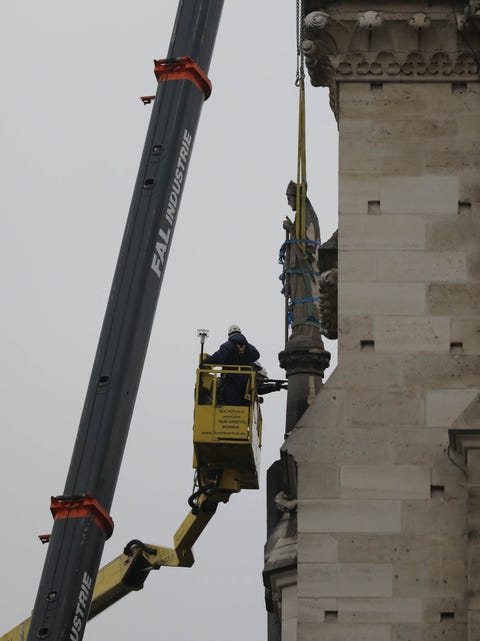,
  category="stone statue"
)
[282,180,338,341]
[282,180,322,337]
